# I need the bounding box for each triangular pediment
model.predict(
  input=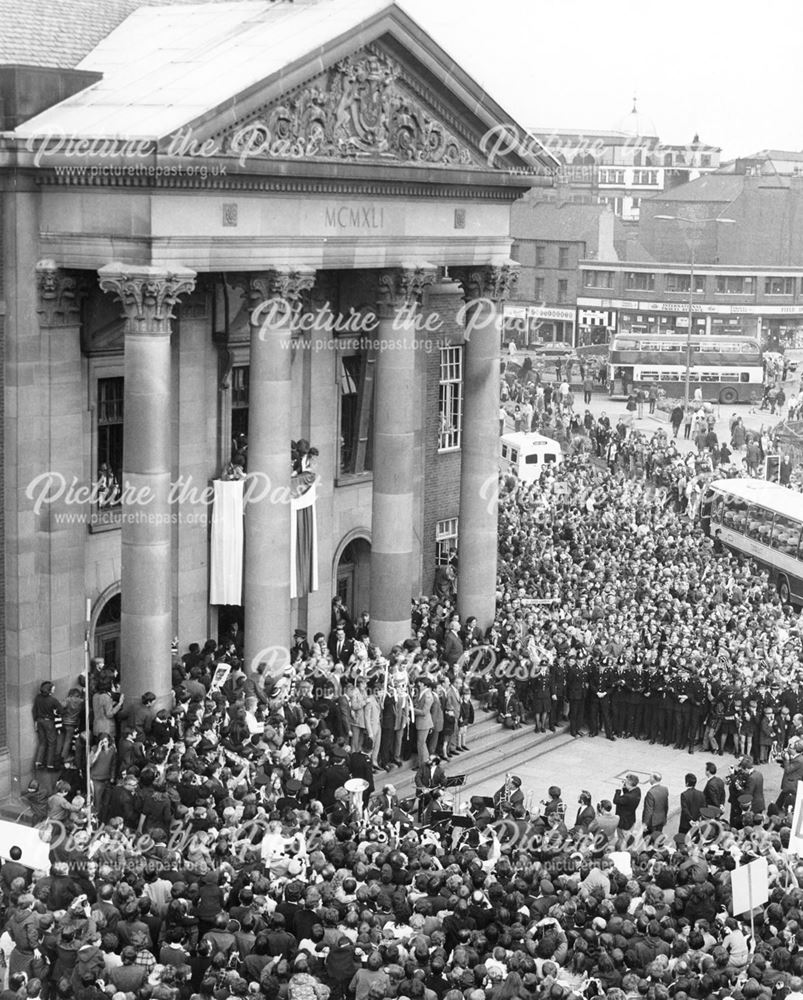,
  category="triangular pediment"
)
[163,6,557,179]
[209,42,488,169]
[14,1,556,182]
